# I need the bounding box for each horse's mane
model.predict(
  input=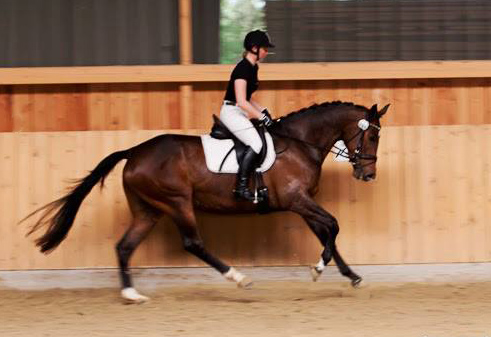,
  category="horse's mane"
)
[279,101,369,122]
